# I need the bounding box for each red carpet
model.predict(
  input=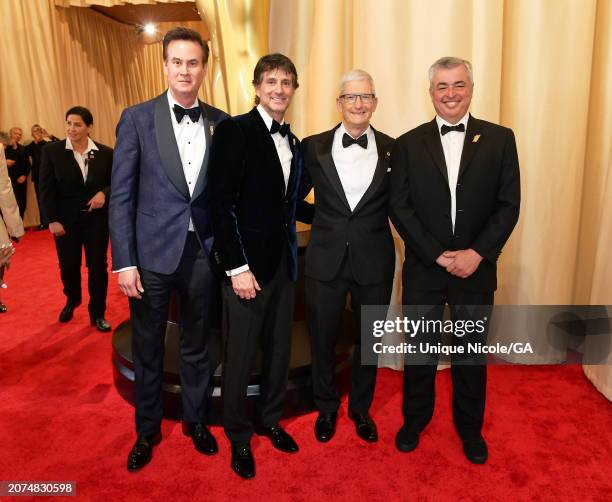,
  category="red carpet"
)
[1,231,611,501]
